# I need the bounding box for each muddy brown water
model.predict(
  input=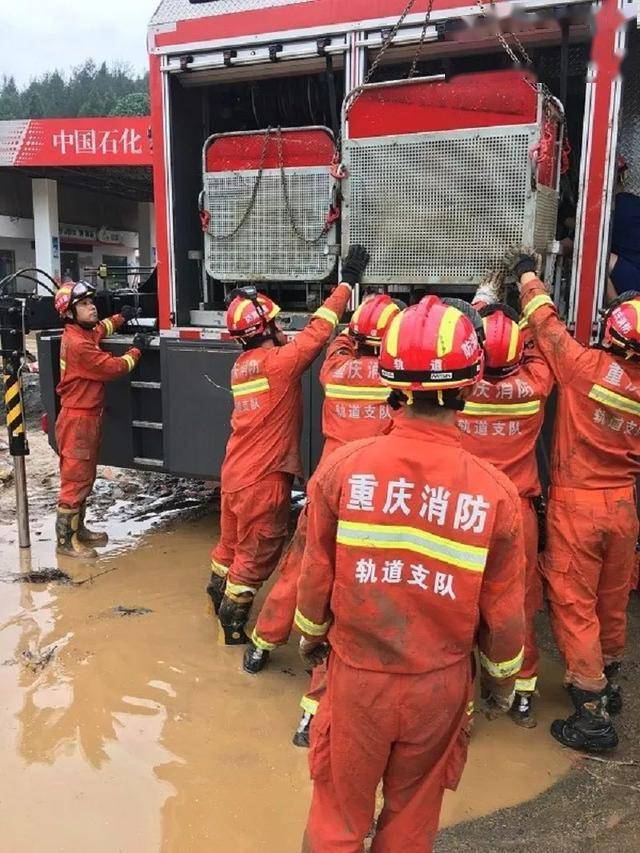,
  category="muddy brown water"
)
[0,496,575,852]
